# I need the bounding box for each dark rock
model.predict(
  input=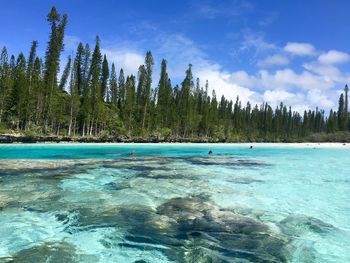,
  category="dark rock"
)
[280,215,335,235]
[113,196,289,262]
[104,181,130,191]
[8,242,78,263]
[186,156,268,167]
